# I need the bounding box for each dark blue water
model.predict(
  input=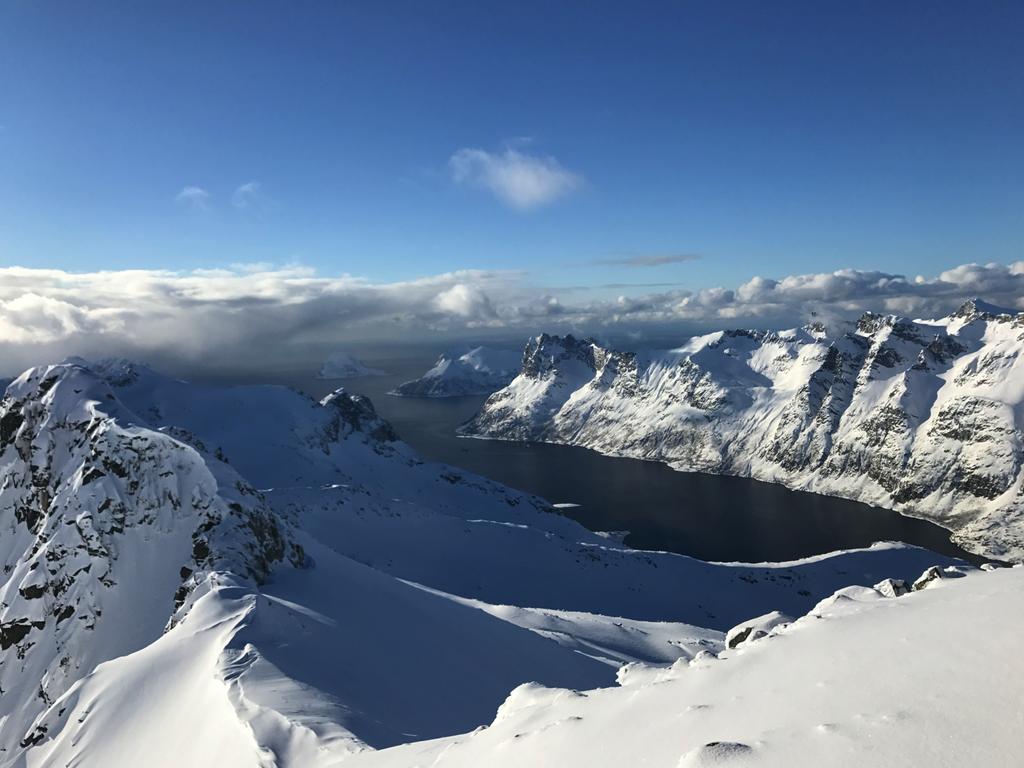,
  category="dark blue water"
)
[269,351,981,564]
